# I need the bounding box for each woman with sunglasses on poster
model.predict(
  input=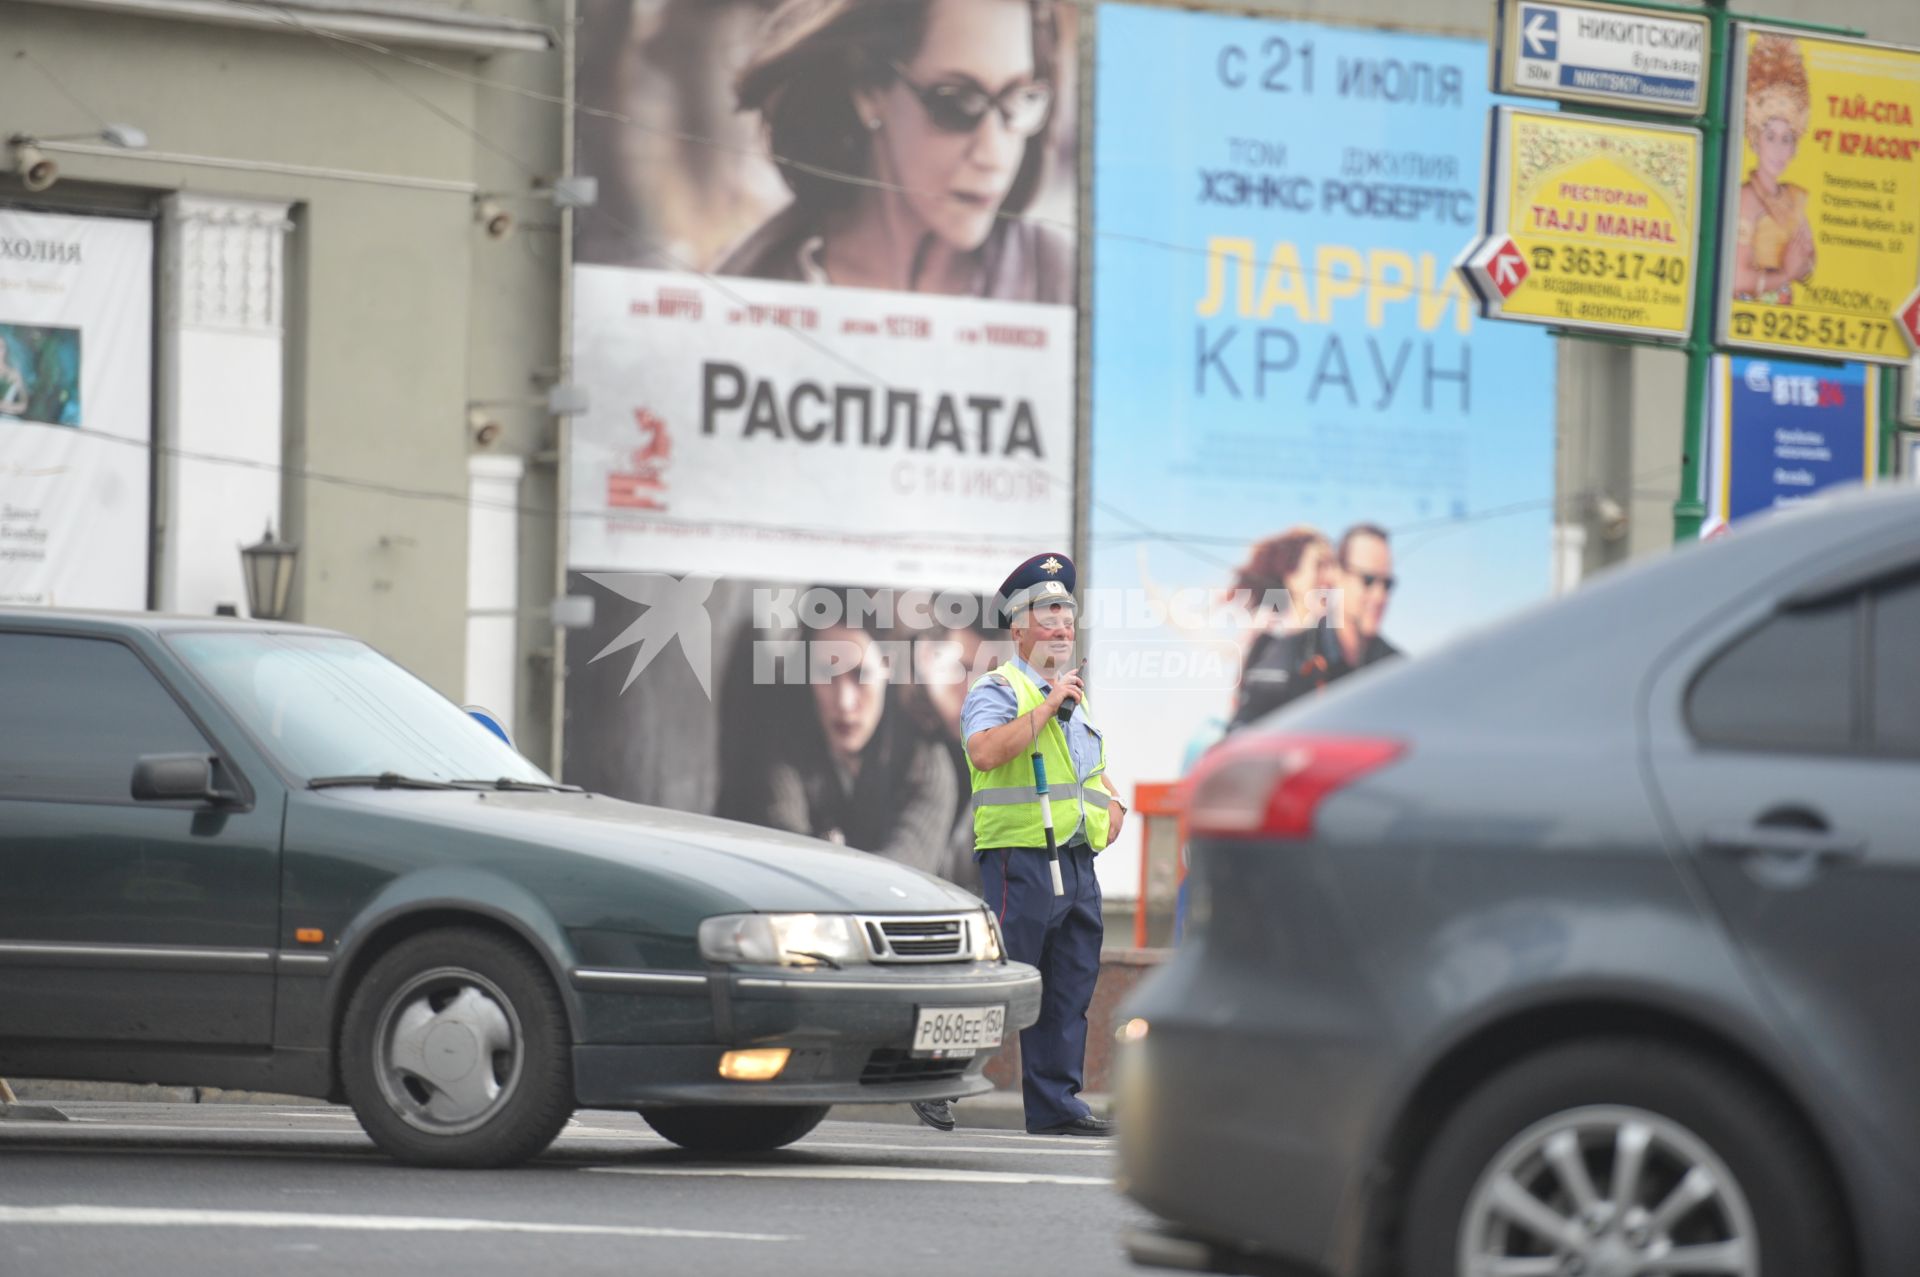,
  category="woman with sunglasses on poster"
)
[718,0,1071,302]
